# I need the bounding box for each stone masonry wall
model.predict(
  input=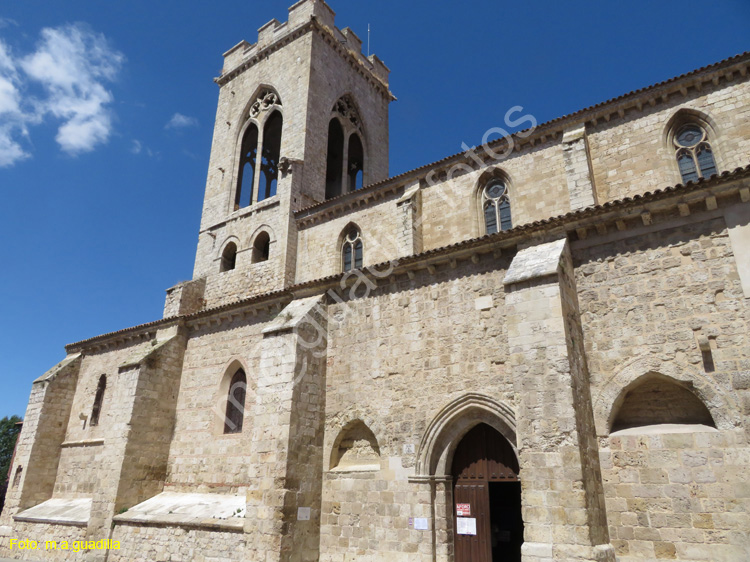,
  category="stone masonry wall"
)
[575,212,750,559]
[295,193,402,282]
[115,330,186,513]
[599,428,750,561]
[420,143,570,251]
[50,340,155,500]
[110,524,245,562]
[588,79,750,203]
[164,310,276,493]
[303,27,390,203]
[292,76,750,290]
[2,521,87,562]
[319,254,514,561]
[202,255,282,309]
[1,356,80,519]
[195,34,313,237]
